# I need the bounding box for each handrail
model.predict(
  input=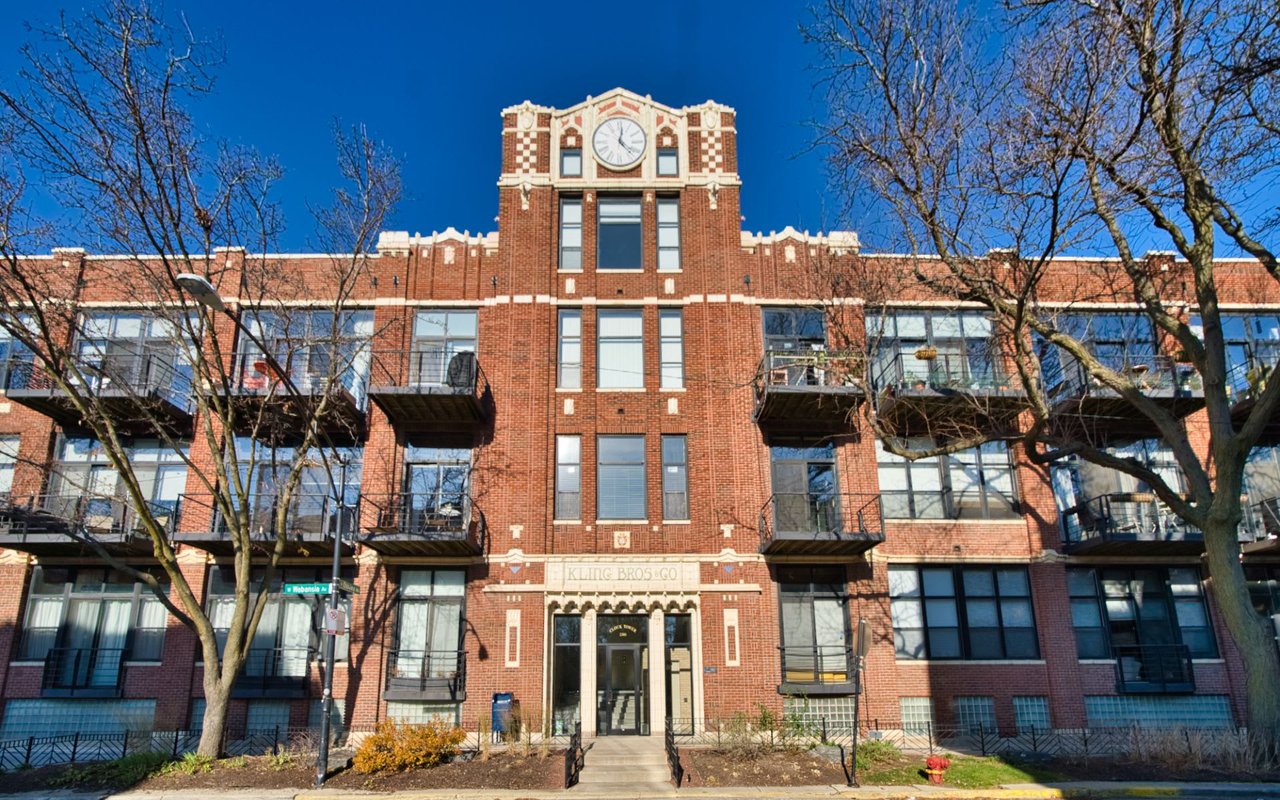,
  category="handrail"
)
[1060,493,1198,545]
[755,349,864,391]
[383,649,466,695]
[368,347,489,399]
[230,349,368,404]
[362,493,486,547]
[1048,351,1201,400]
[1113,643,1194,694]
[872,351,1021,395]
[778,643,856,686]
[41,646,127,696]
[212,493,358,539]
[0,492,179,537]
[757,492,883,549]
[3,350,193,412]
